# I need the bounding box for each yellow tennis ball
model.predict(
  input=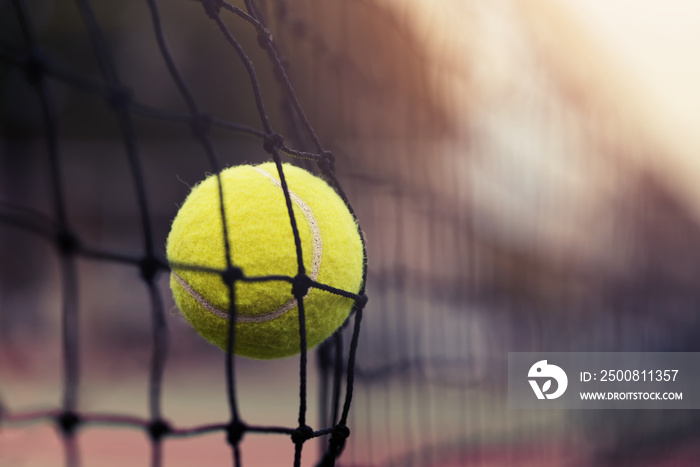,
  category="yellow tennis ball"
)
[167,162,364,359]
